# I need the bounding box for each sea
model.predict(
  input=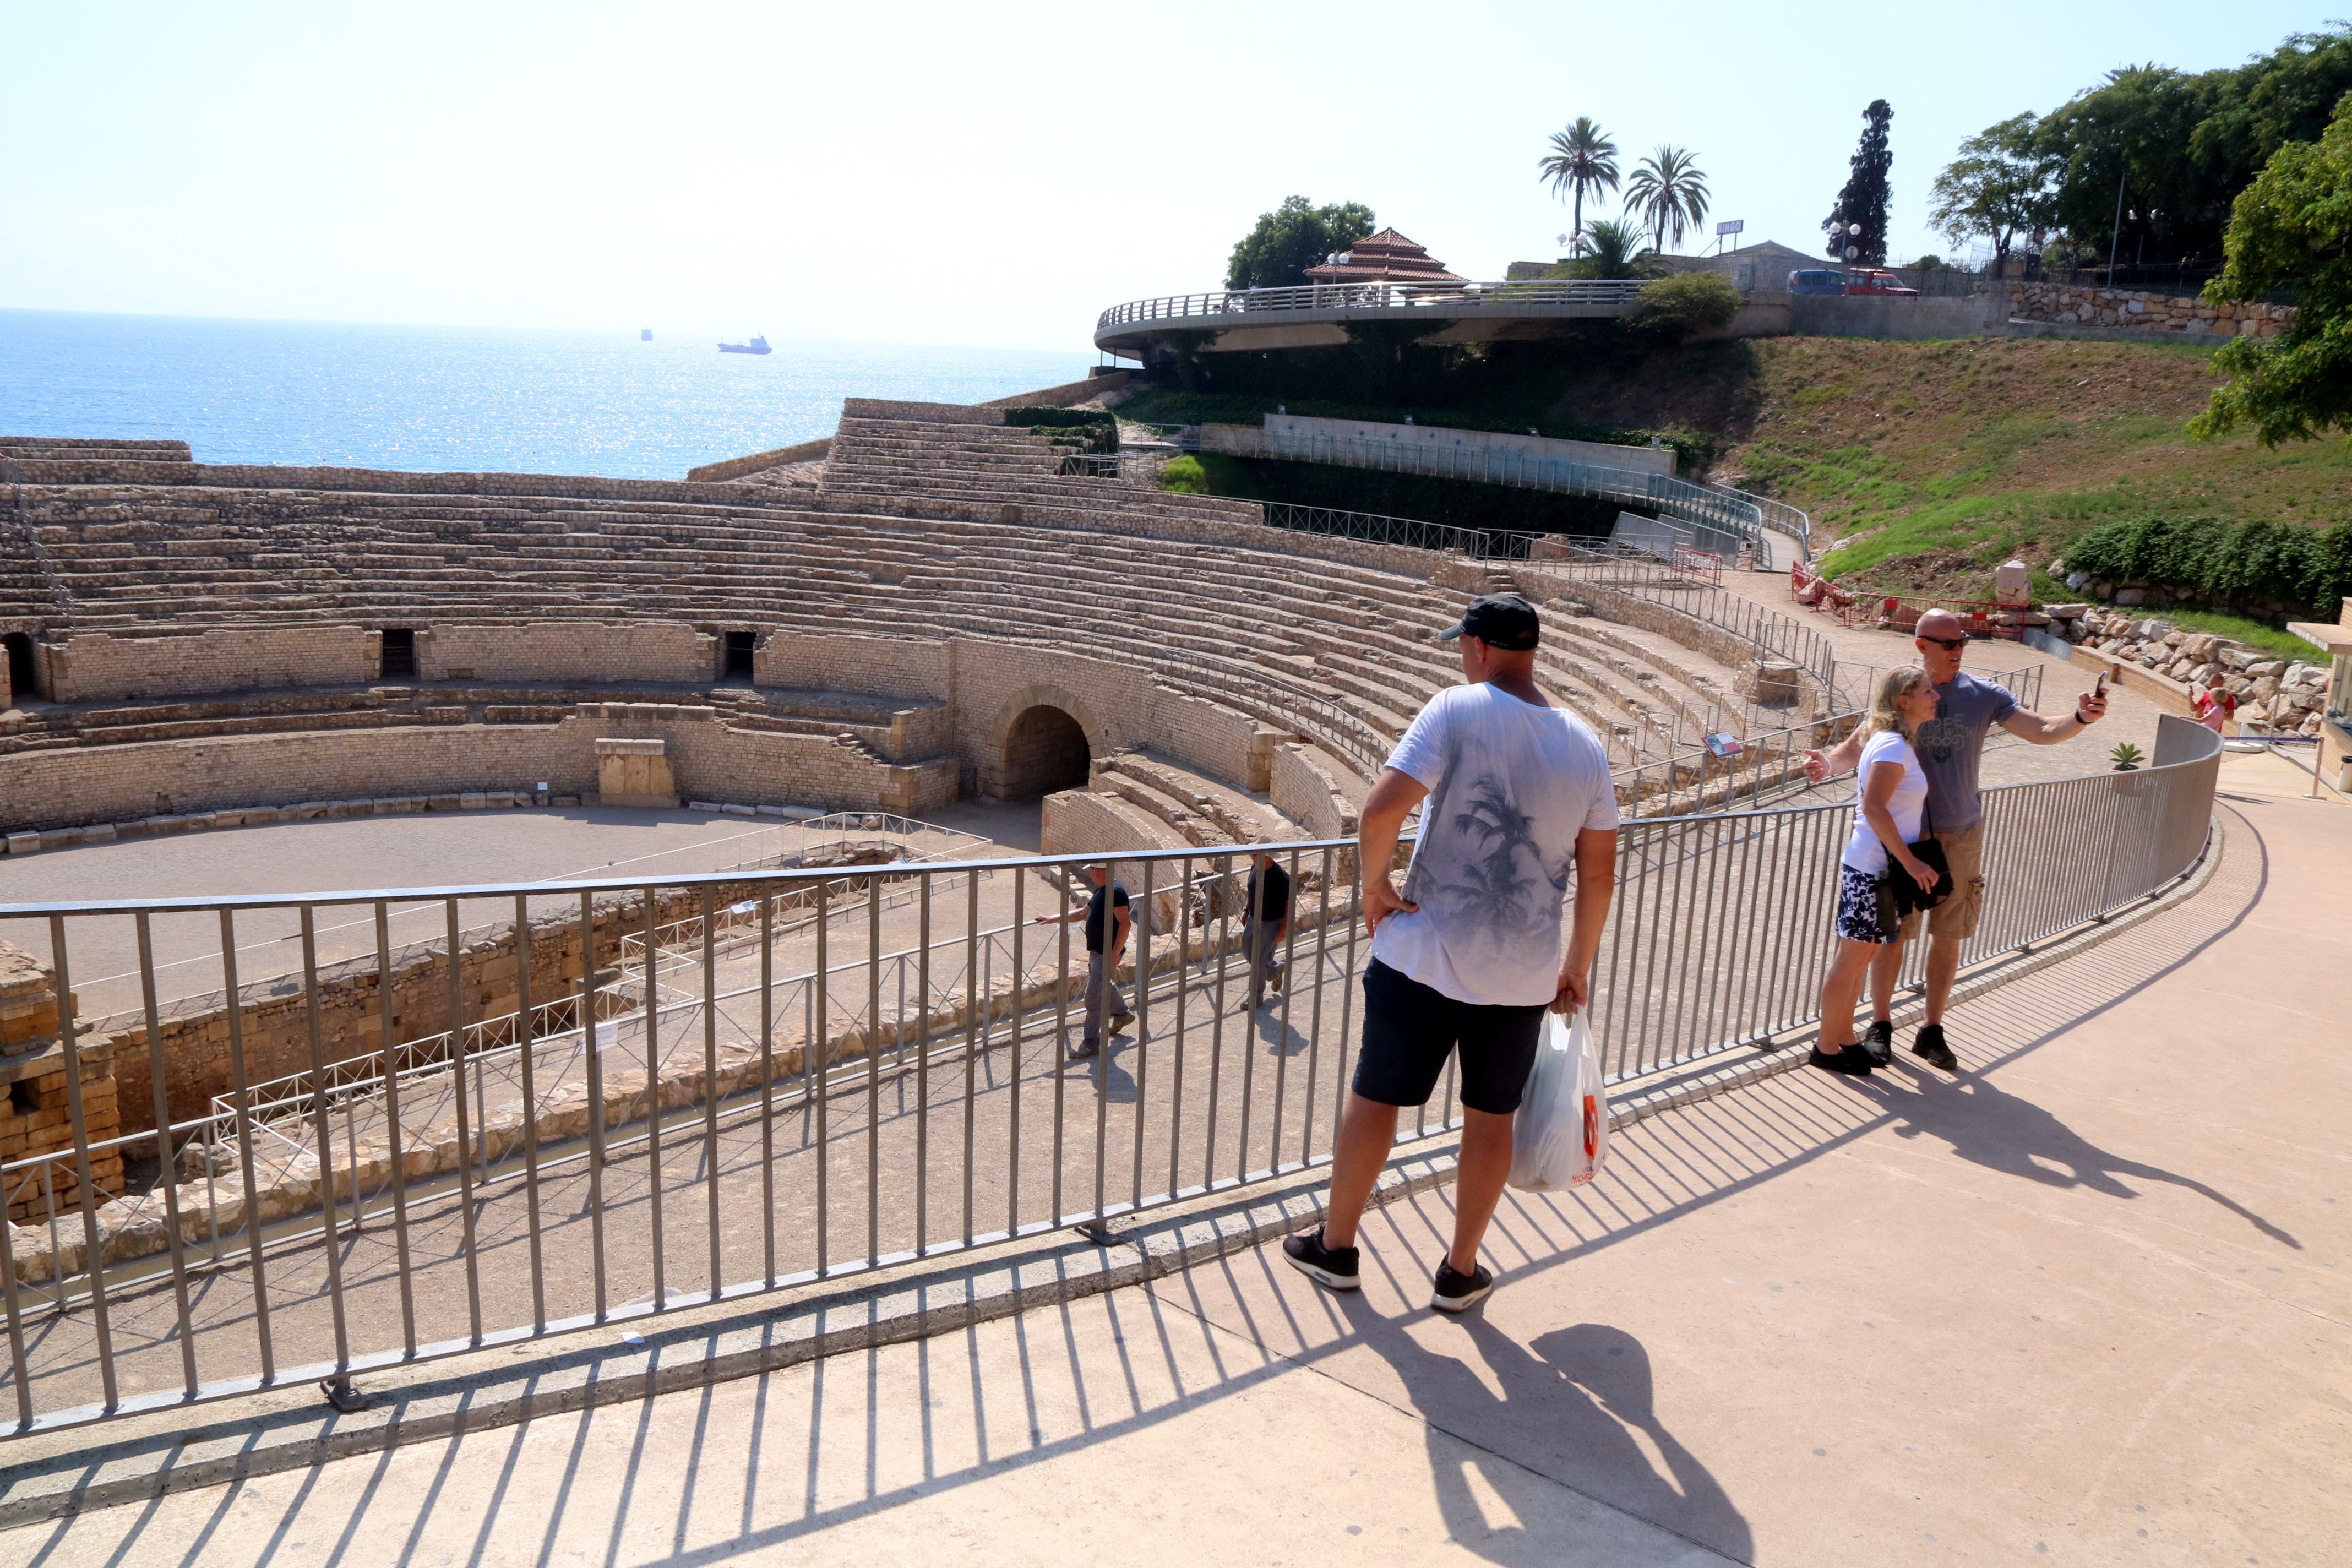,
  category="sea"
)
[0,309,1096,479]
